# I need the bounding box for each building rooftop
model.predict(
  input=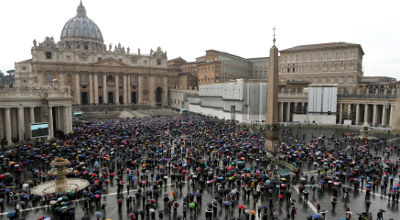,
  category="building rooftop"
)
[280,42,364,55]
[205,49,248,61]
[247,57,269,61]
